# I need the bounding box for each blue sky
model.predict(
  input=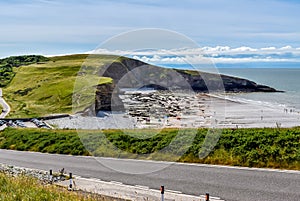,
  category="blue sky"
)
[1,0,300,64]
